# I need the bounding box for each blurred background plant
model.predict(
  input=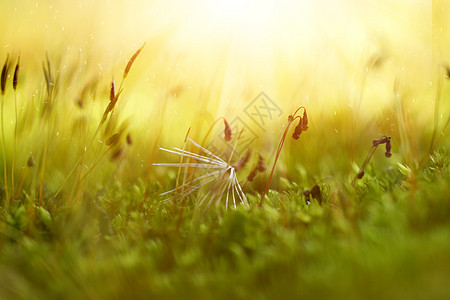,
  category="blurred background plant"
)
[0,0,449,299]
